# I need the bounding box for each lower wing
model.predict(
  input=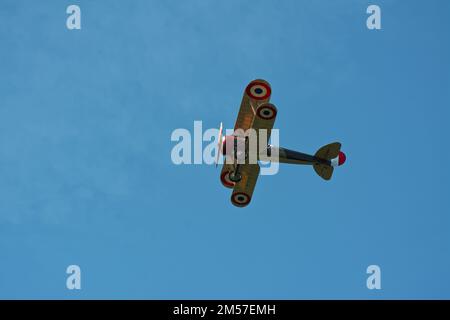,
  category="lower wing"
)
[230,164,260,207]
